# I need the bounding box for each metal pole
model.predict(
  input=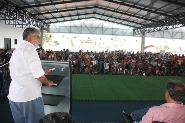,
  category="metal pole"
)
[141,30,145,53]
